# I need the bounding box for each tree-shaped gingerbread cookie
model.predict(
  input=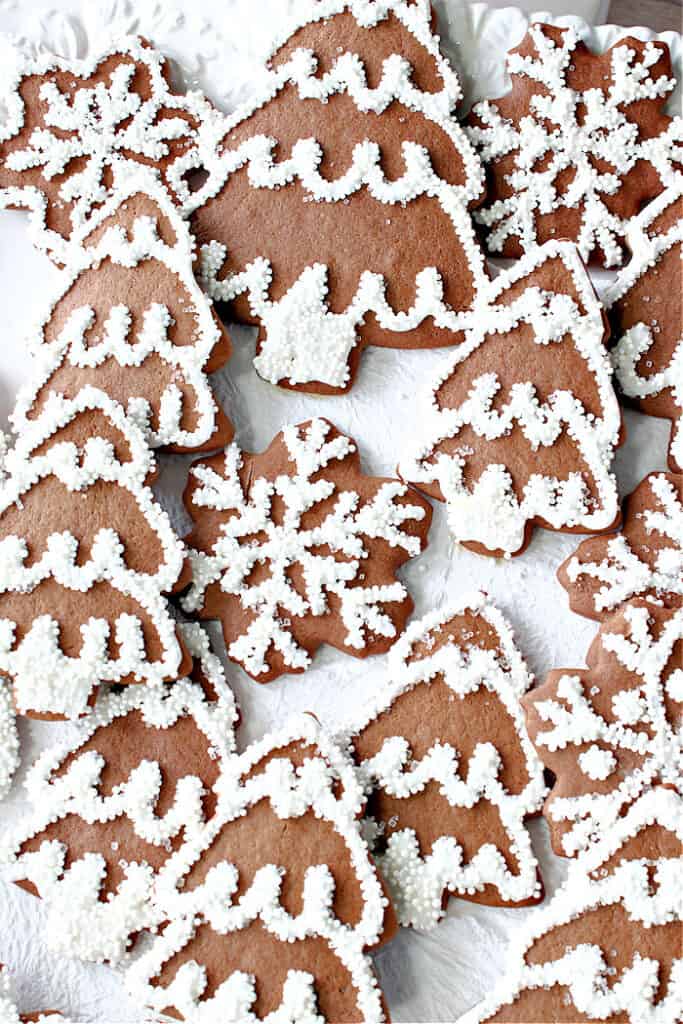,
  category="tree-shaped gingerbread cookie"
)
[0,389,190,718]
[125,715,395,1022]
[0,623,239,964]
[348,592,547,930]
[13,169,233,454]
[178,0,488,393]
